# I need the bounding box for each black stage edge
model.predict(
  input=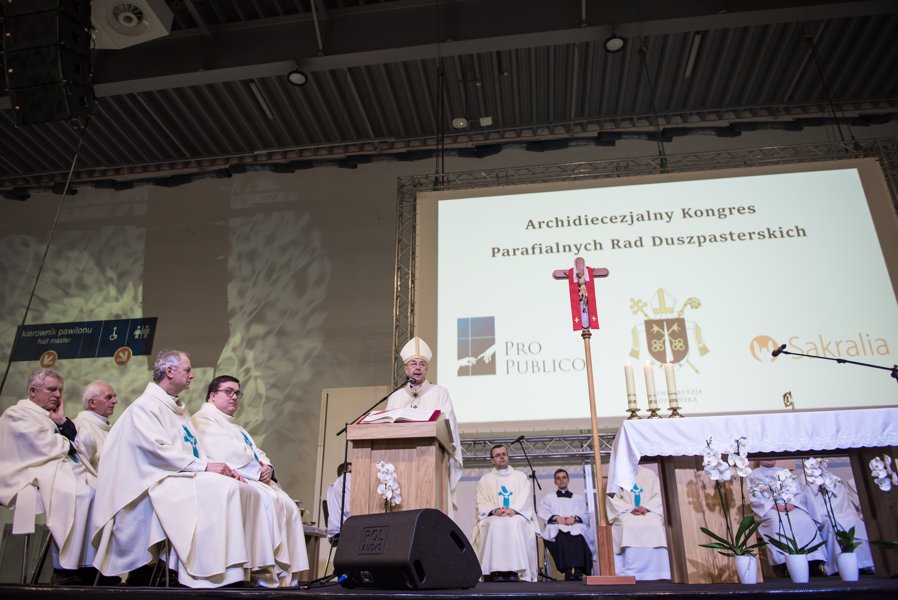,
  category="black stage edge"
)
[2,578,898,600]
